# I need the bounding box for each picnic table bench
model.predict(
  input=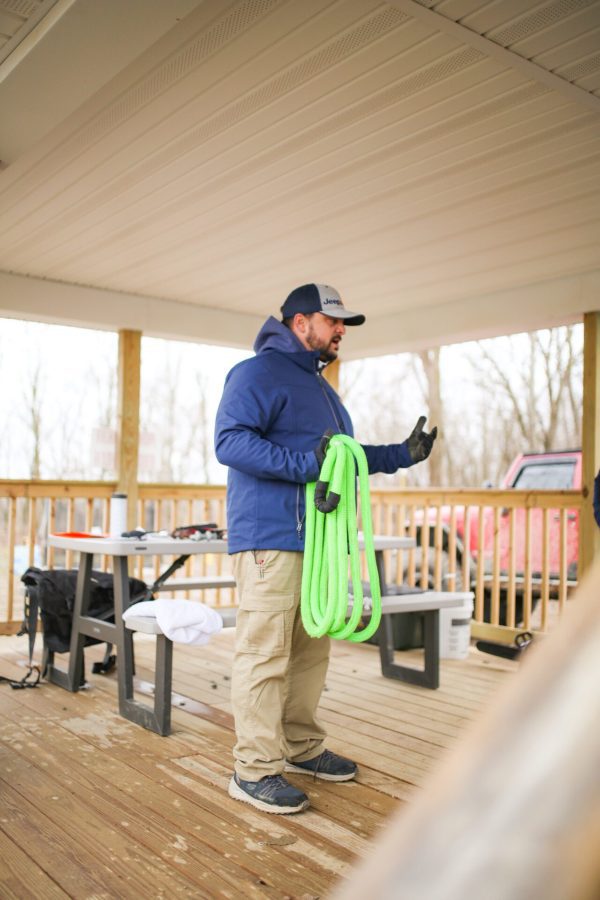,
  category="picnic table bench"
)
[153,574,237,592]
